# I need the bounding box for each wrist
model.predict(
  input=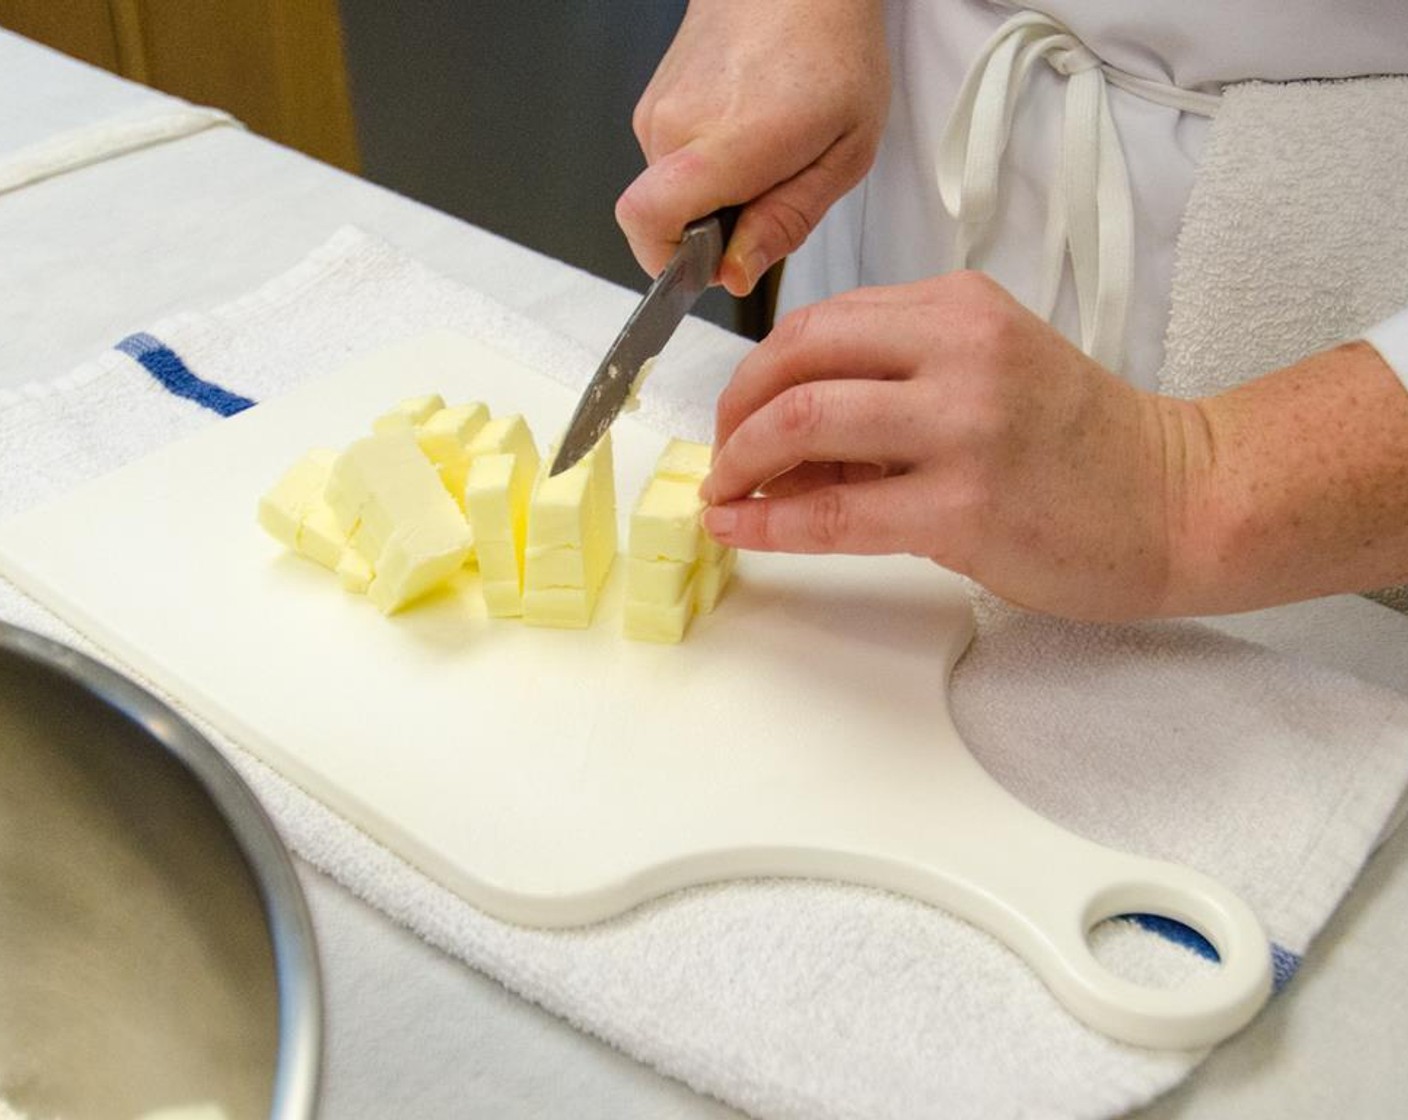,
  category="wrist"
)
[1148,395,1222,617]
[1155,341,1408,616]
